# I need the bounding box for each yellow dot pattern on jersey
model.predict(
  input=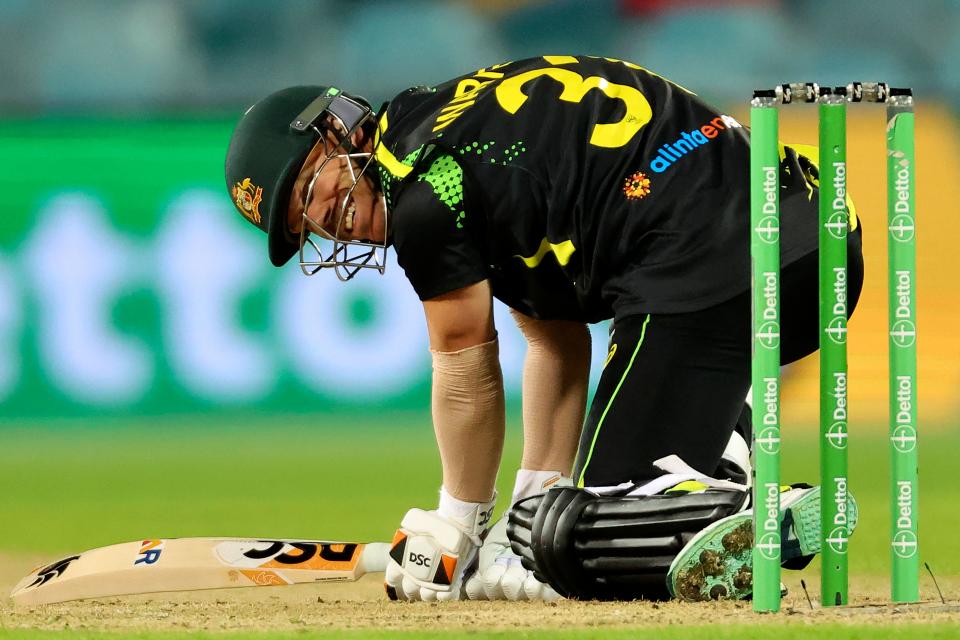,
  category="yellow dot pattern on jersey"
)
[417,154,466,228]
